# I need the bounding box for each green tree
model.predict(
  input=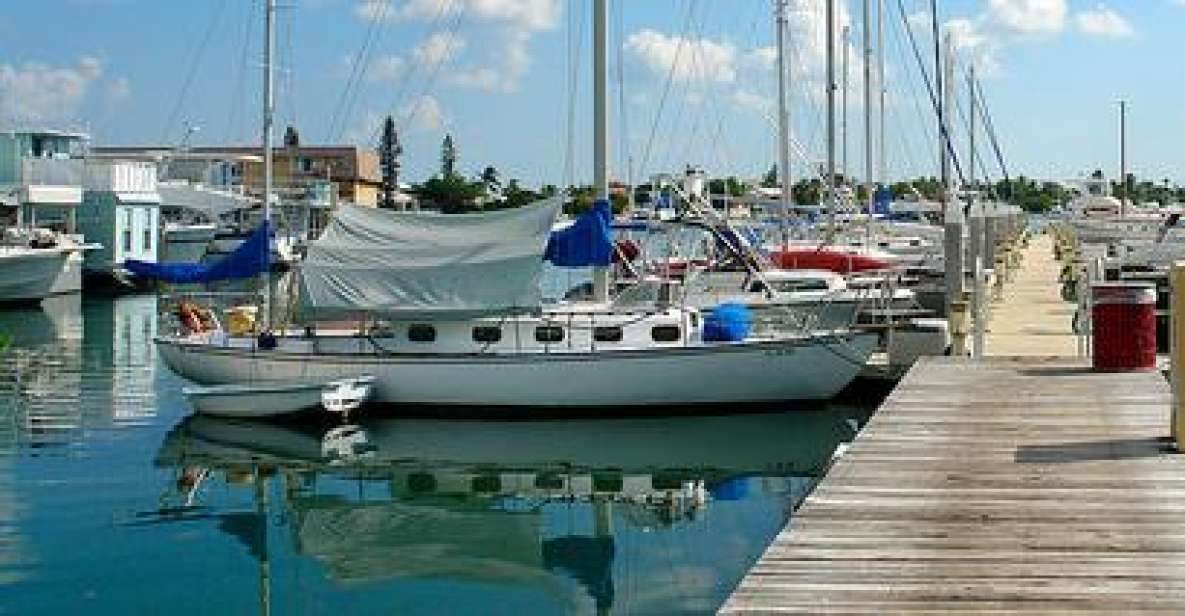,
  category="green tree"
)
[378,116,402,209]
[416,174,485,214]
[440,134,458,179]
